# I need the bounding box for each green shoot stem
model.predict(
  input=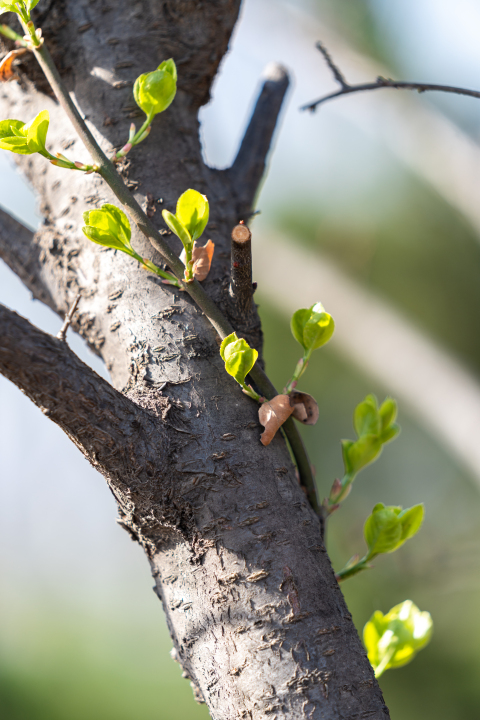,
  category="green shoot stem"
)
[327,471,355,509]
[27,26,320,520]
[240,381,262,403]
[374,647,396,678]
[115,113,153,159]
[0,22,28,45]
[285,352,310,394]
[335,554,370,582]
